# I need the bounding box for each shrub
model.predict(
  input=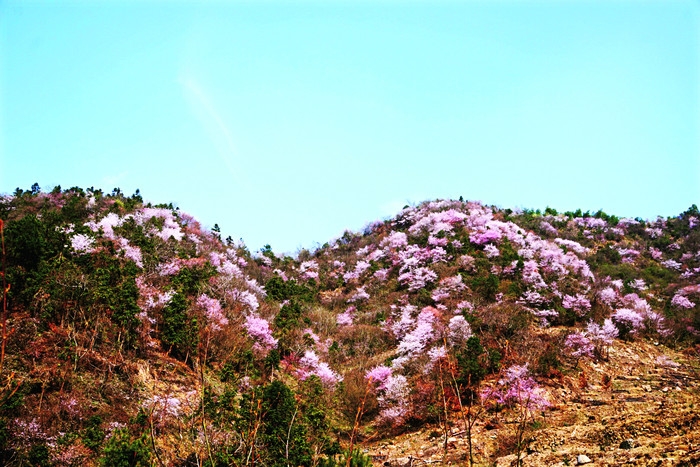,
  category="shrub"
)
[100,428,151,467]
[472,273,500,301]
[260,380,312,467]
[82,415,105,451]
[318,448,374,467]
[338,369,378,423]
[456,336,488,404]
[28,443,50,467]
[161,292,199,361]
[265,277,315,303]
[275,300,304,331]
